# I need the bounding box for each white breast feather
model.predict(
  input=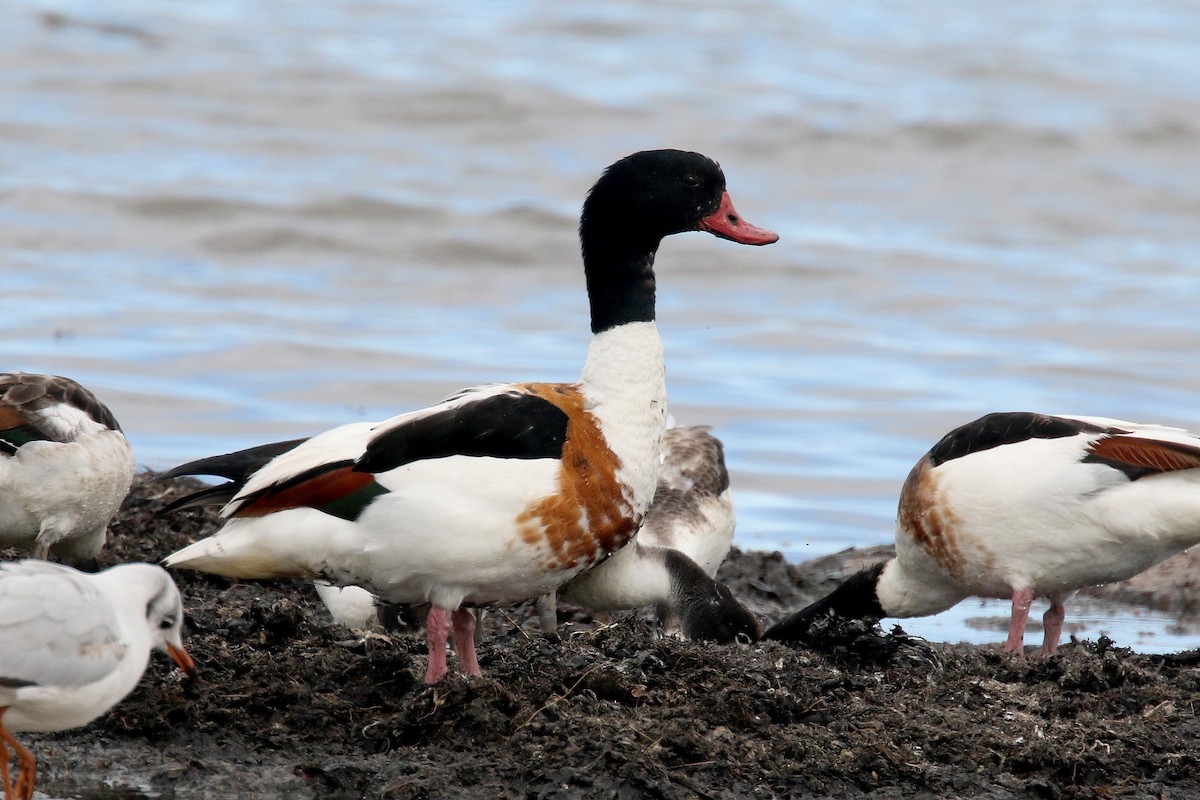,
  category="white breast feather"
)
[579,322,667,516]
